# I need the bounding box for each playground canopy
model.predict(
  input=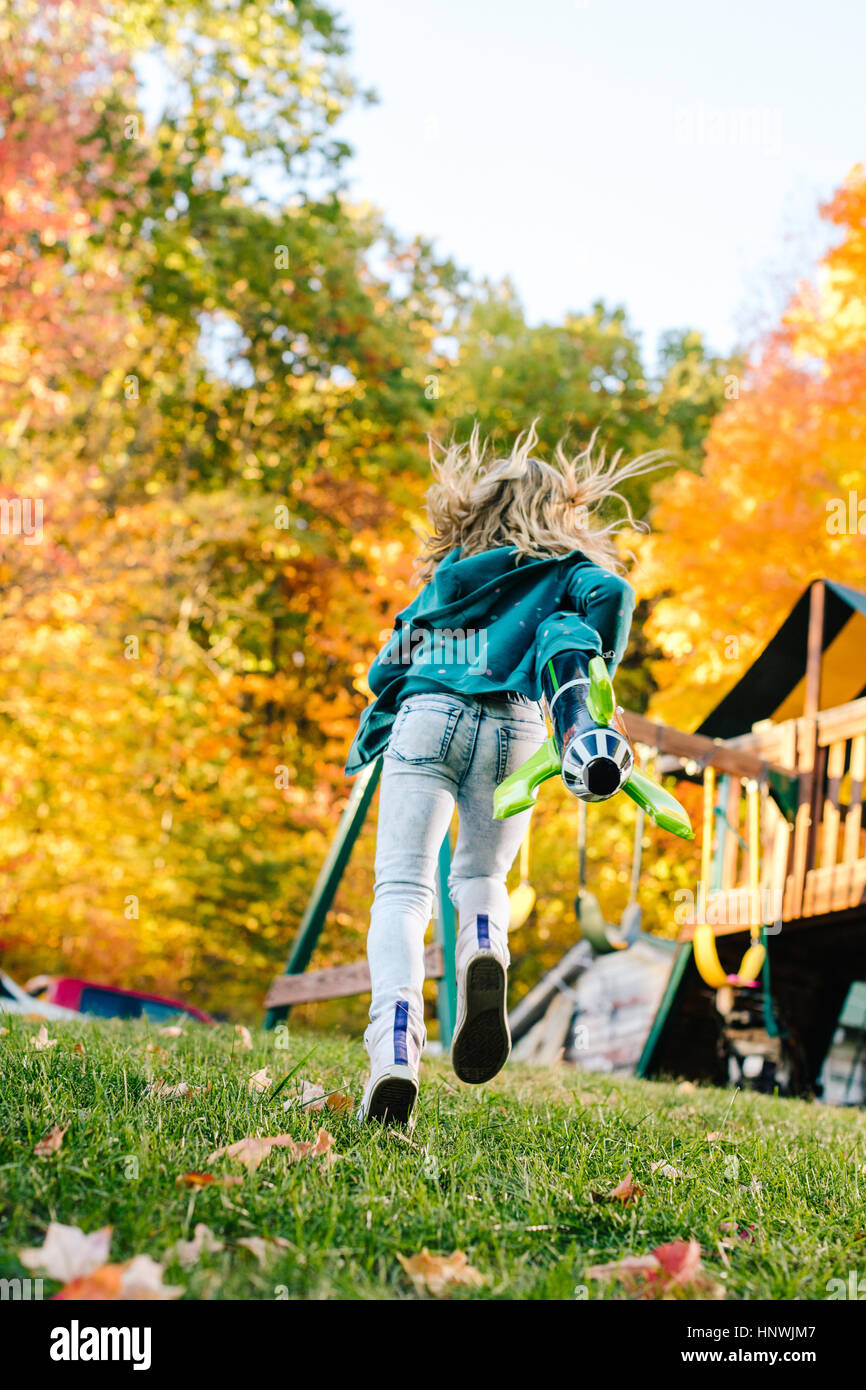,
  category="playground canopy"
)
[697,579,866,739]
